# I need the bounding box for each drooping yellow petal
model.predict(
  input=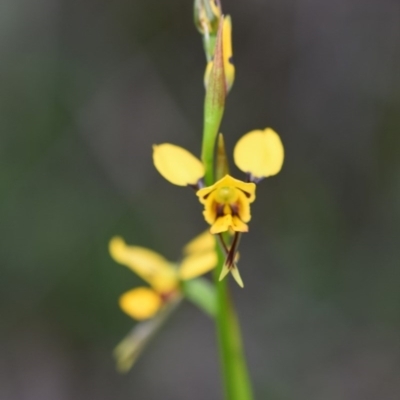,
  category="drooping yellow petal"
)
[183,230,216,255]
[179,251,218,280]
[153,144,205,186]
[210,215,233,234]
[231,216,249,232]
[119,287,162,320]
[109,237,178,293]
[234,128,284,179]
